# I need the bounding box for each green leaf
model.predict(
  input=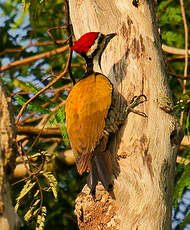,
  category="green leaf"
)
[30,151,49,161]
[15,80,54,104]
[47,105,65,127]
[43,172,58,199]
[60,125,69,147]
[15,94,50,114]
[158,1,170,11]
[46,114,59,127]
[173,163,190,207]
[46,105,69,146]
[162,31,182,46]
[56,106,65,123]
[15,94,27,106]
[15,180,36,212]
[33,189,40,198]
[159,7,182,26]
[28,102,50,114]
[36,206,47,230]
[175,211,190,230]
[24,199,40,221]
